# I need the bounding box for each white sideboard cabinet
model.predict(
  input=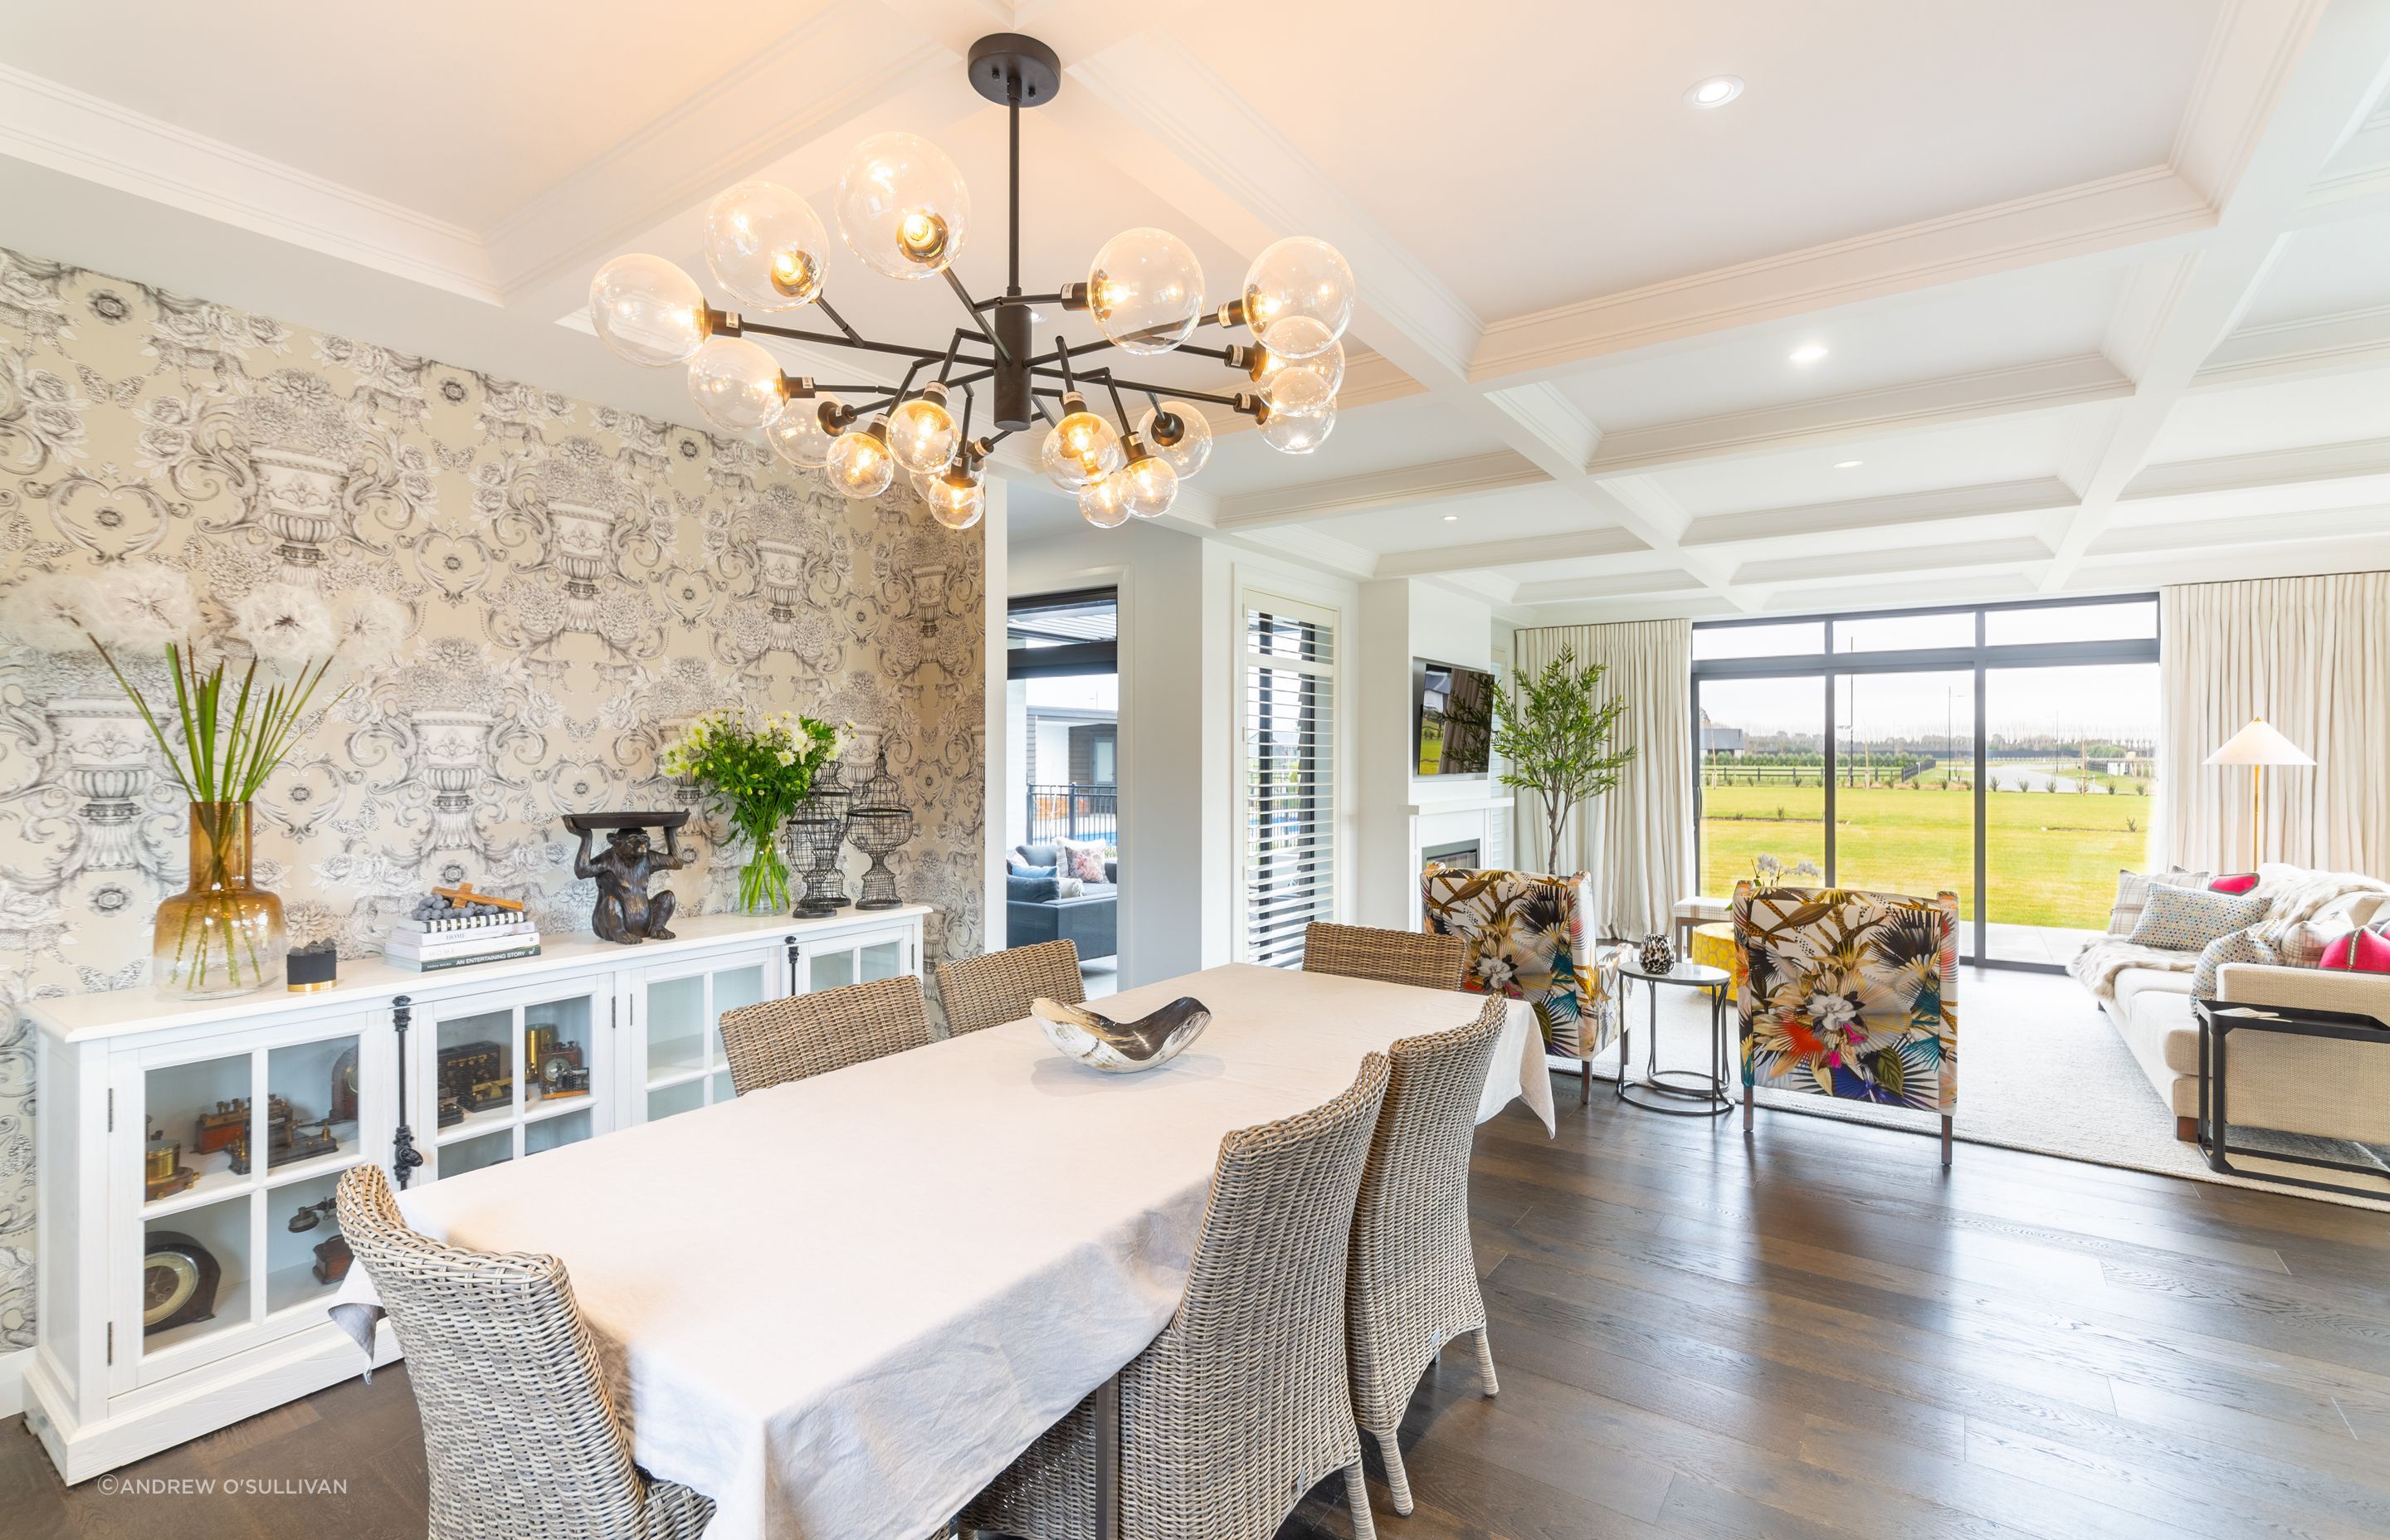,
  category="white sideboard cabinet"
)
[22,906,928,1482]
